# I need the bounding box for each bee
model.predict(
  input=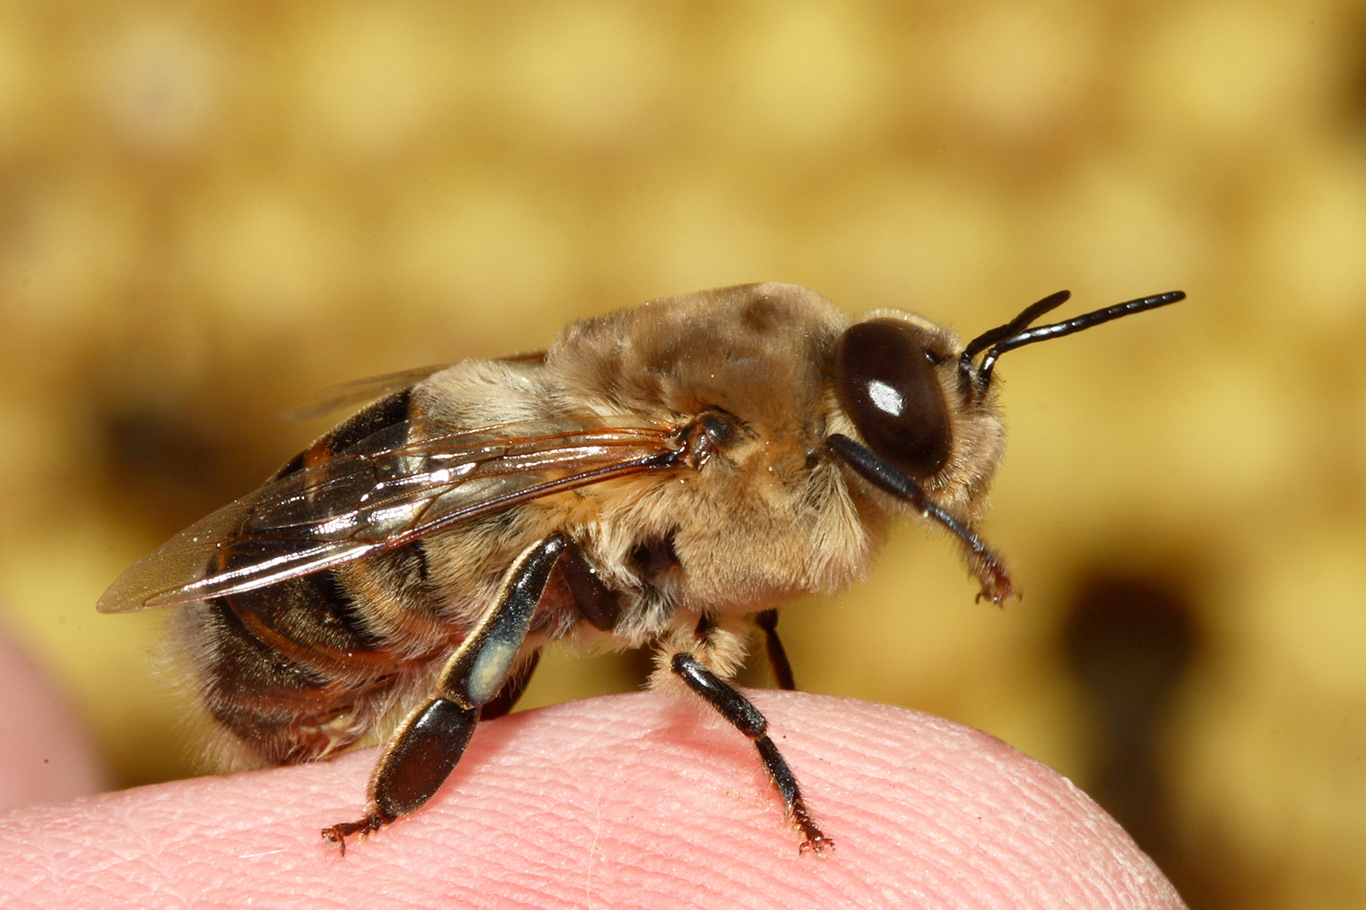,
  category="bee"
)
[99,282,1182,854]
